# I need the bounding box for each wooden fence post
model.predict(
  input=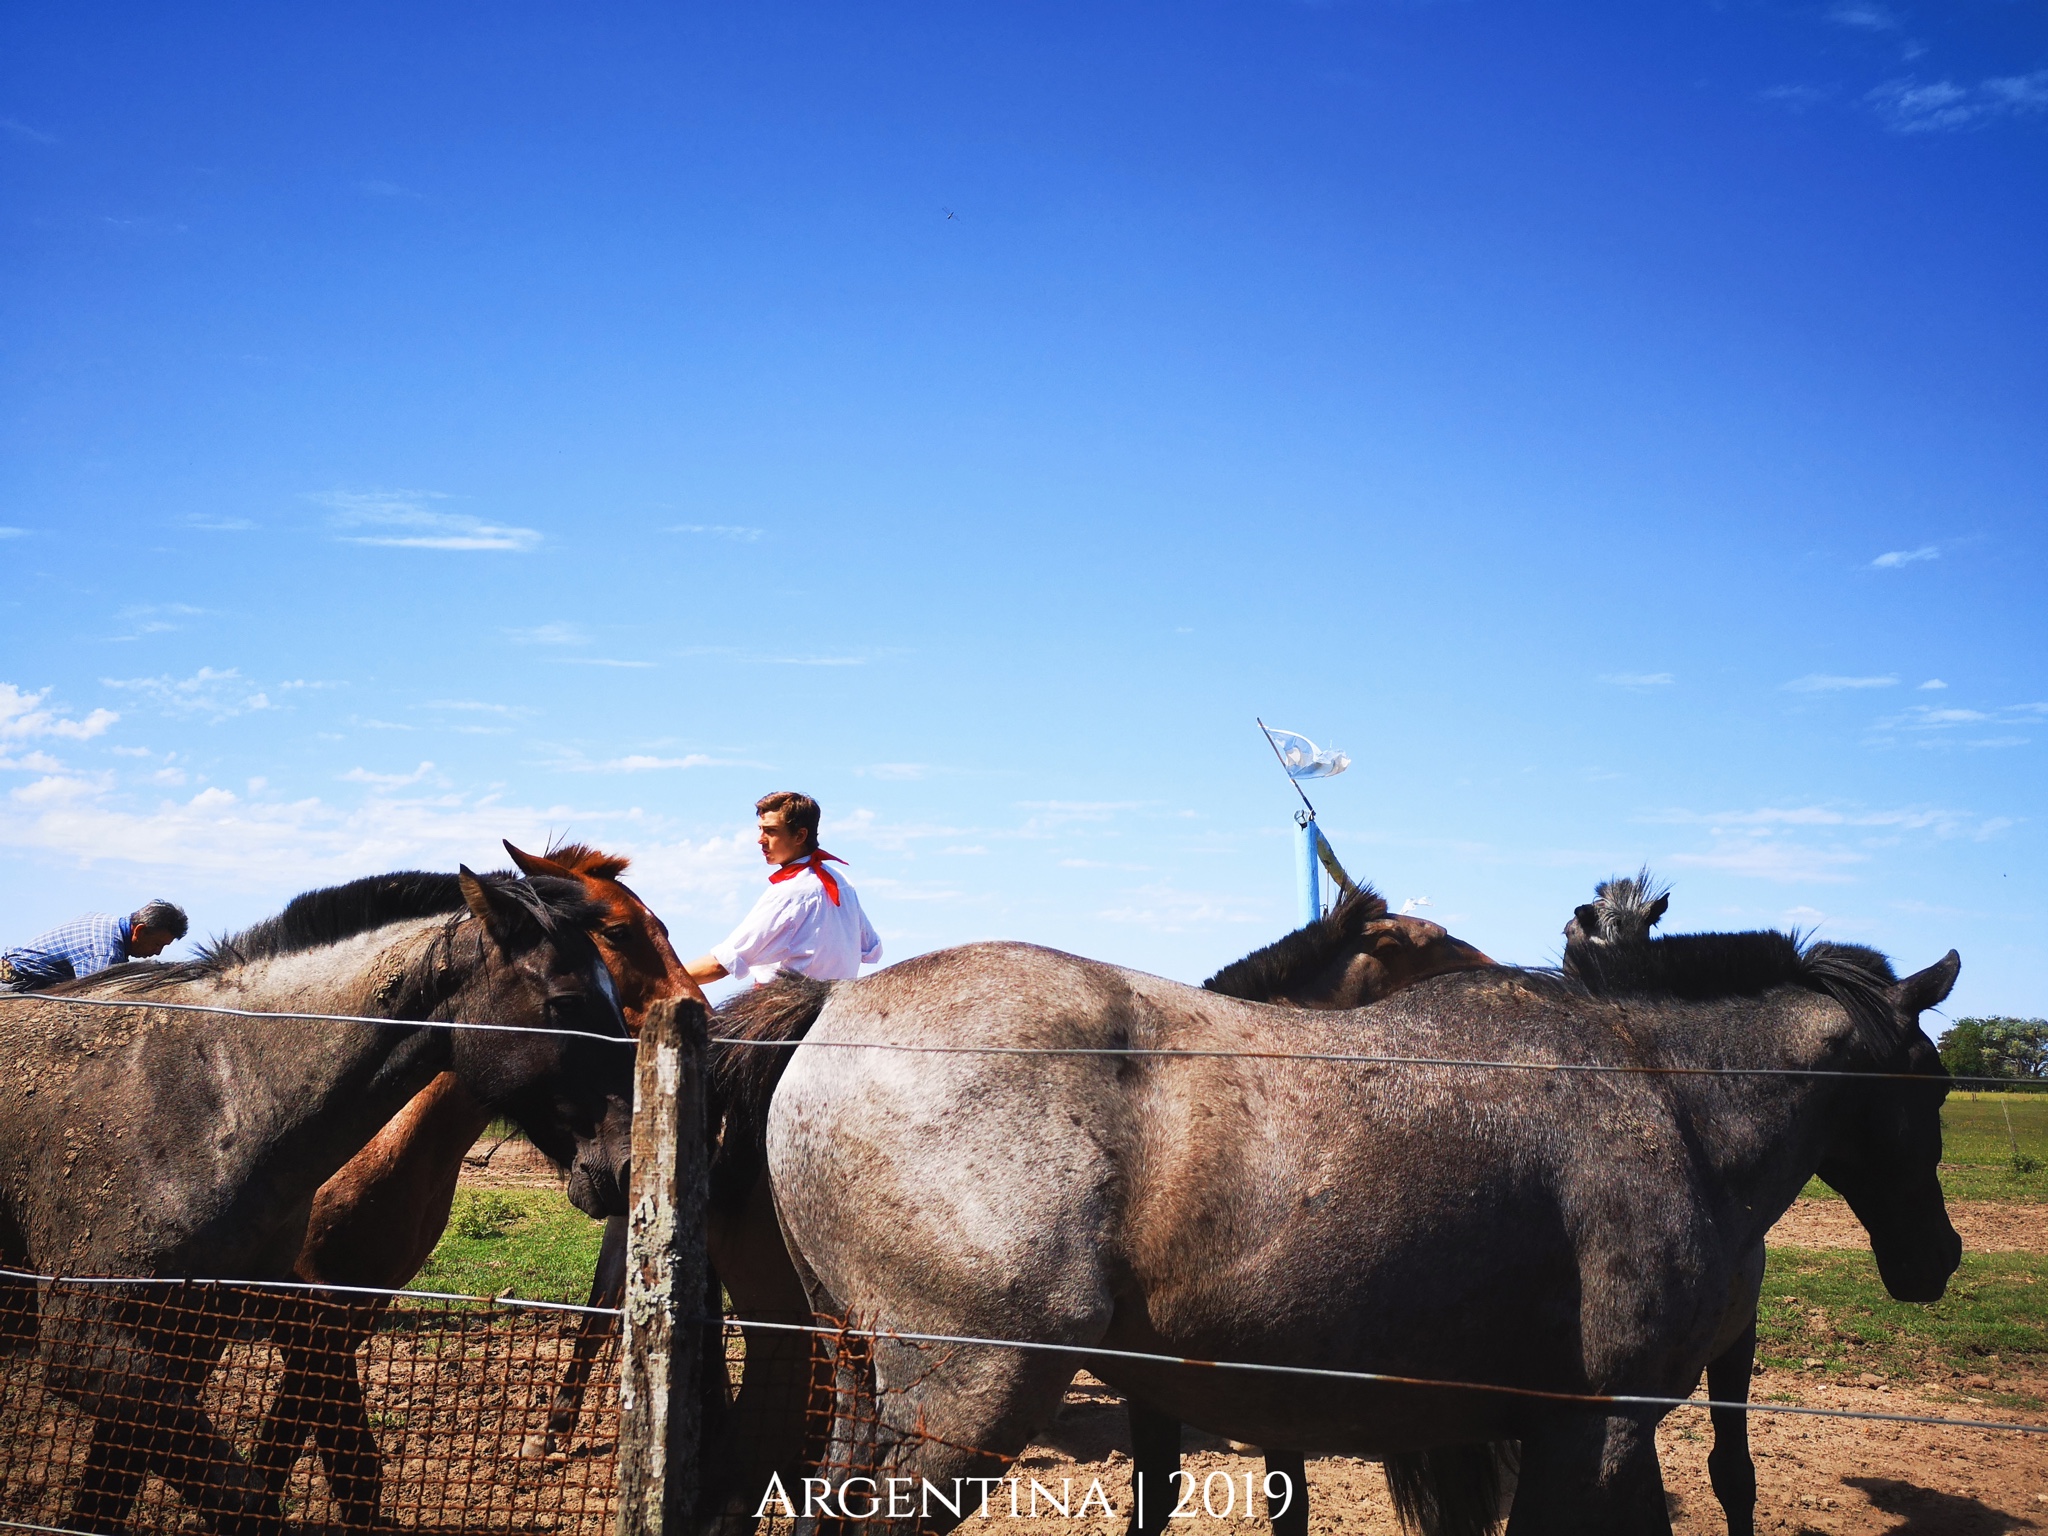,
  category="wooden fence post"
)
[617,995,709,1536]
